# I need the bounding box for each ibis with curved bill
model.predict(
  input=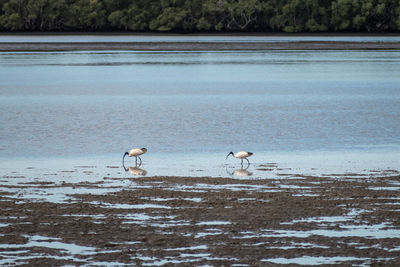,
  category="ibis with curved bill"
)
[226,151,253,165]
[123,148,147,166]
